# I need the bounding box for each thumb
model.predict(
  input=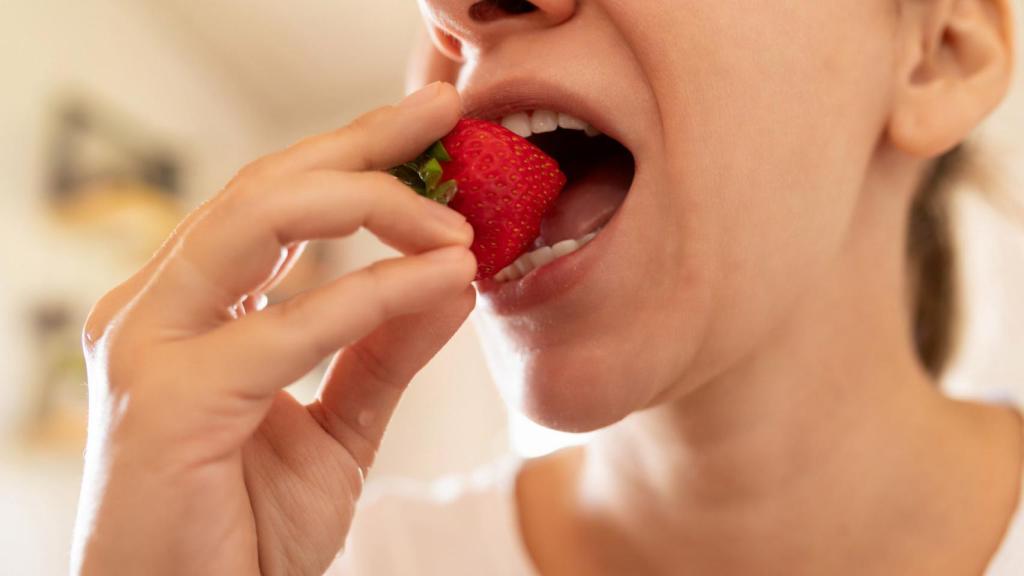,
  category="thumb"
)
[310,286,476,473]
